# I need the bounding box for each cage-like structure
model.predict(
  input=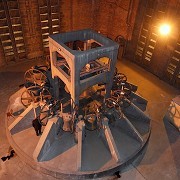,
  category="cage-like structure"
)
[49,29,119,105]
